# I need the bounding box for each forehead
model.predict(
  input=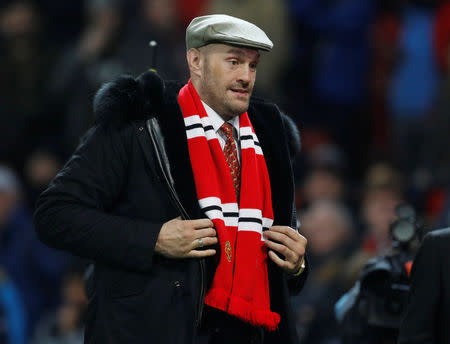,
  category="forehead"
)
[204,43,260,60]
